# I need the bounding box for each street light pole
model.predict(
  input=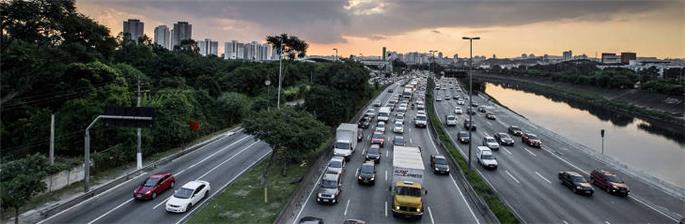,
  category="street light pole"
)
[601,129,605,154]
[333,48,338,61]
[463,36,480,170]
[277,45,284,109]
